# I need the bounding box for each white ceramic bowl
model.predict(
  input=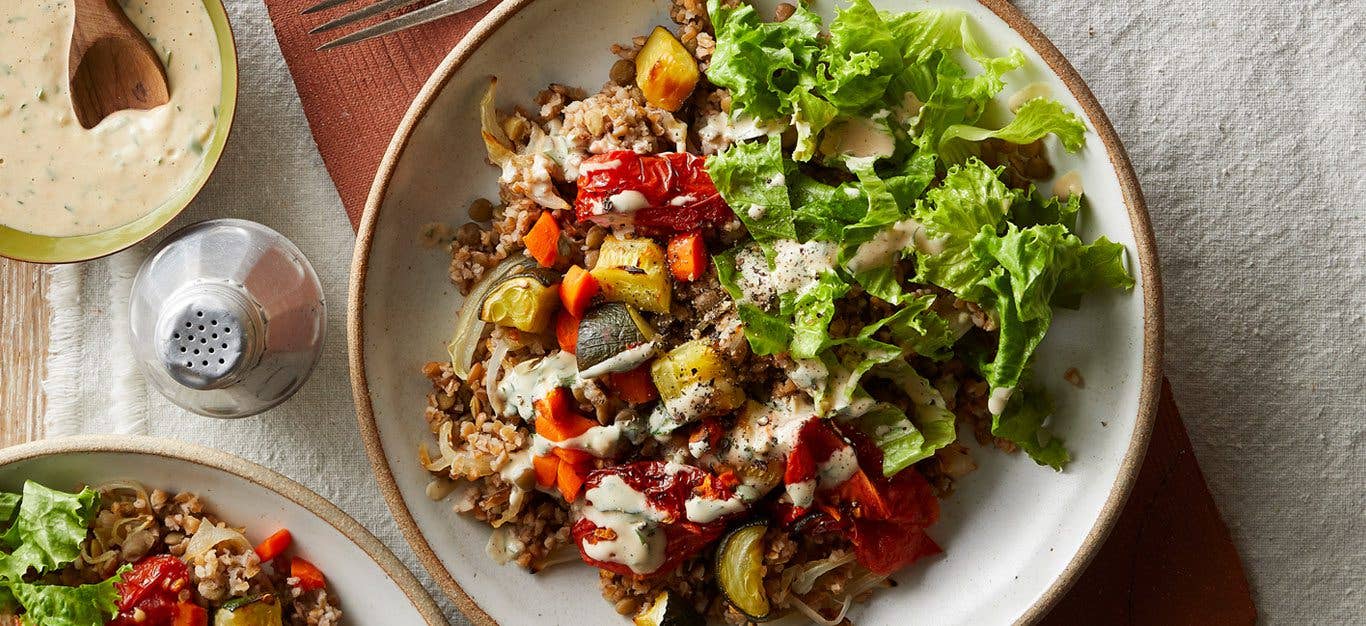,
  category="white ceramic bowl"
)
[0,435,445,625]
[350,1,1163,624]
